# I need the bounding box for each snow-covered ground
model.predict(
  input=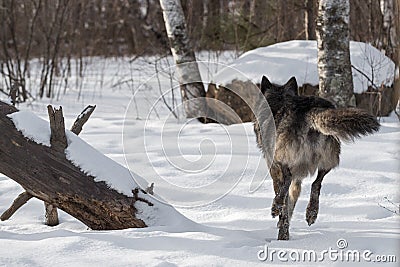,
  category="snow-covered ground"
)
[0,48,399,266]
